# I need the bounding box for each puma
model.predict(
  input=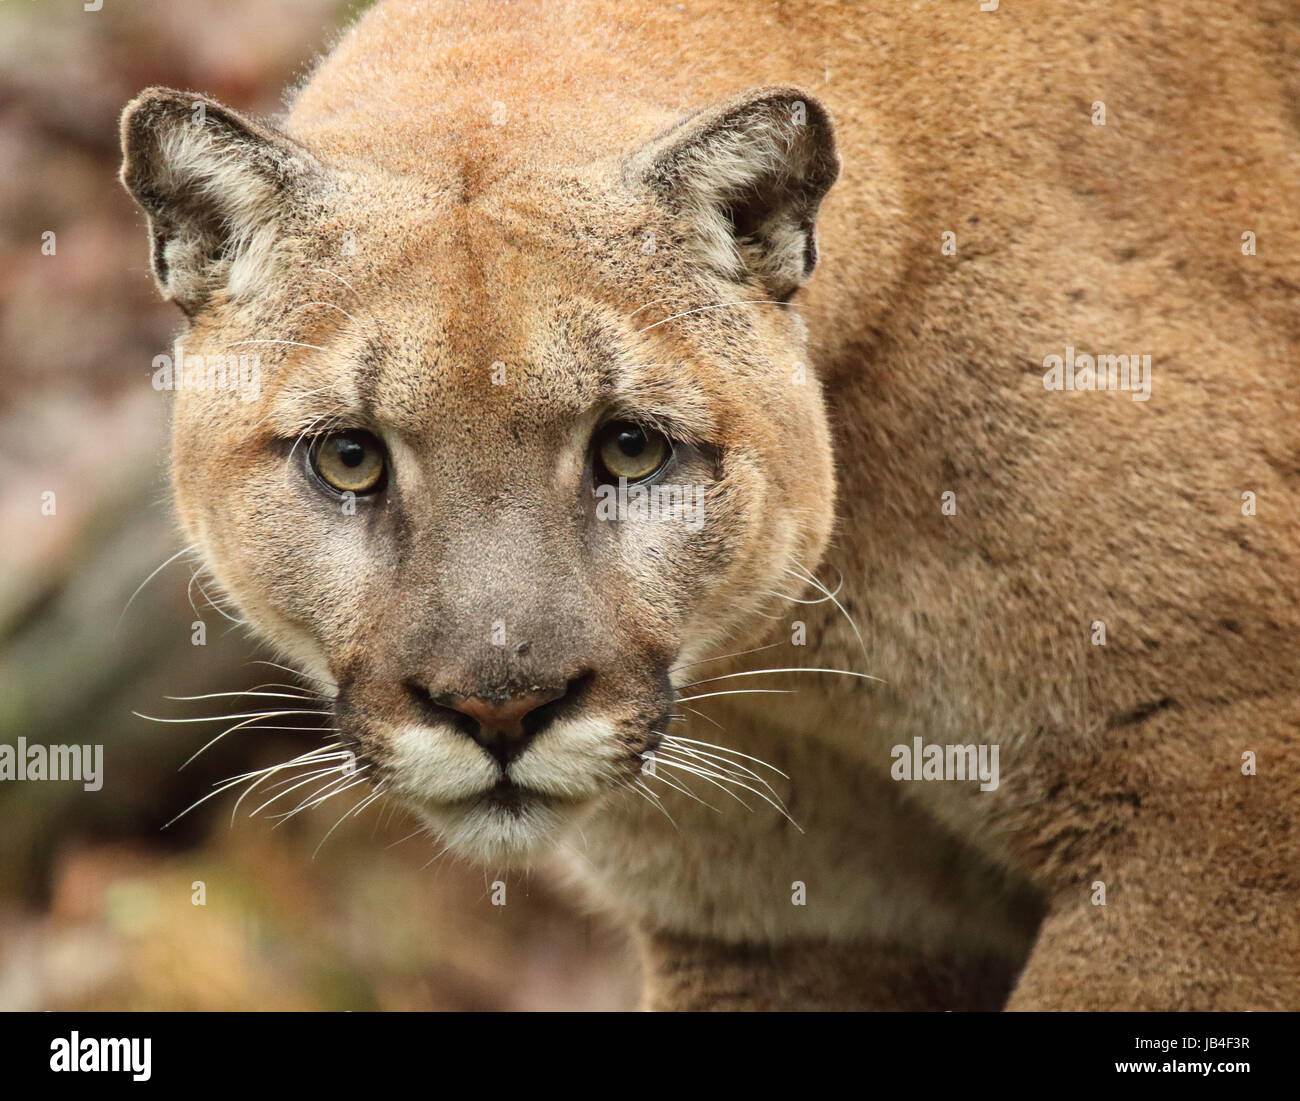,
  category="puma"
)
[119,0,1300,1009]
